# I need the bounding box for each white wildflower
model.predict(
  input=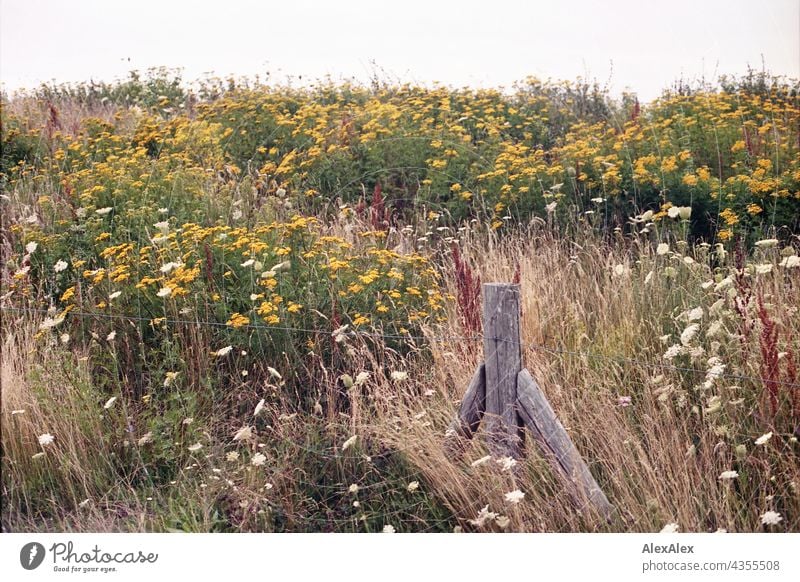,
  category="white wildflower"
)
[755,432,773,446]
[718,470,738,481]
[38,433,55,446]
[469,505,498,527]
[103,396,117,409]
[759,511,782,526]
[780,255,800,269]
[755,263,773,275]
[504,489,525,504]
[341,435,358,451]
[686,307,703,322]
[663,344,684,361]
[496,456,518,471]
[241,259,255,268]
[253,398,265,417]
[545,201,557,213]
[214,346,233,357]
[233,426,253,442]
[53,259,68,273]
[25,241,38,254]
[660,522,680,533]
[188,443,203,452]
[348,483,359,494]
[109,291,122,300]
[495,515,511,529]
[226,451,240,462]
[470,454,492,467]
[407,481,420,492]
[159,261,182,274]
[153,220,169,232]
[251,452,267,466]
[613,264,630,278]
[755,239,779,249]
[355,371,370,386]
[138,432,153,446]
[680,324,700,346]
[95,207,113,216]
[156,286,172,298]
[382,525,395,533]
[656,243,670,256]
[39,316,65,330]
[390,370,408,382]
[106,330,116,341]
